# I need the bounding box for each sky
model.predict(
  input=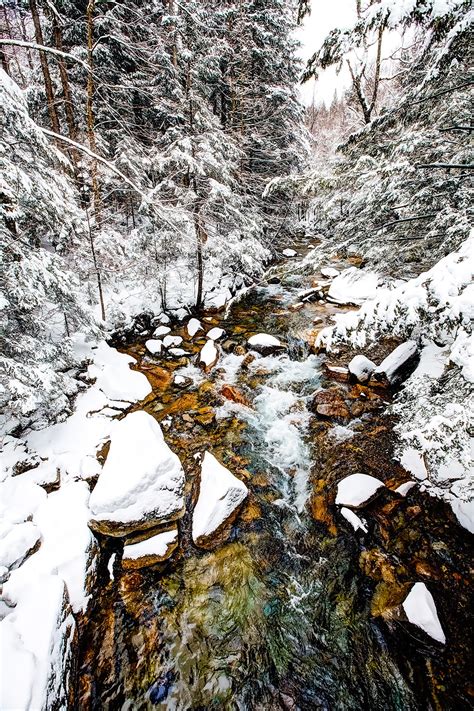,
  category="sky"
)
[296,0,356,107]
